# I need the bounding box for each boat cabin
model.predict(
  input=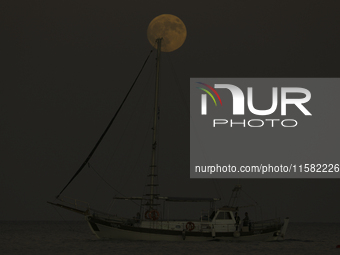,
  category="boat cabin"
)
[207,206,238,232]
